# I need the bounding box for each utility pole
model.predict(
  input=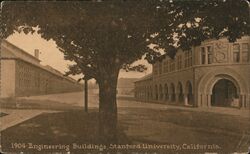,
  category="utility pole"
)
[84,78,88,112]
